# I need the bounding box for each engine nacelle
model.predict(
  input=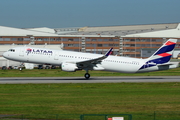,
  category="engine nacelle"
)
[61,62,78,72]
